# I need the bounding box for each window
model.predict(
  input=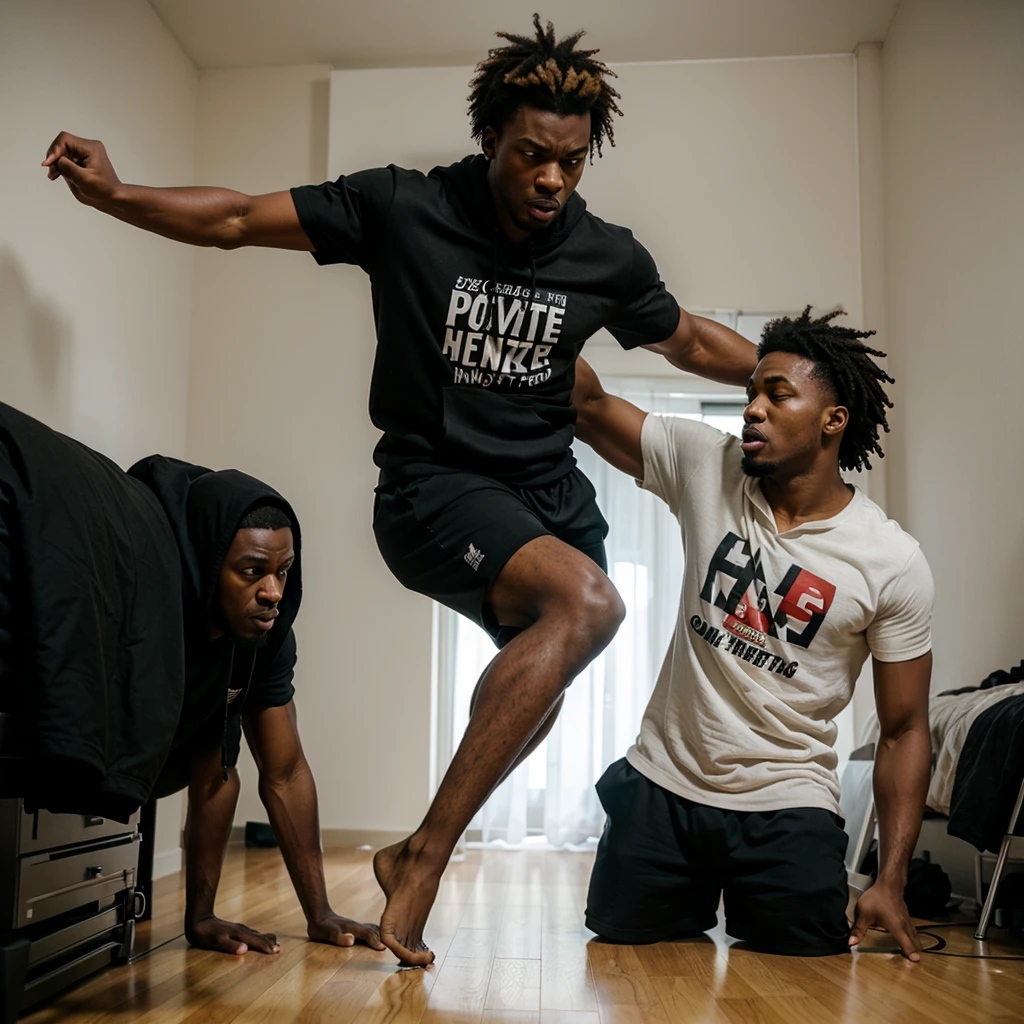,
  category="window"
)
[433,383,753,847]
